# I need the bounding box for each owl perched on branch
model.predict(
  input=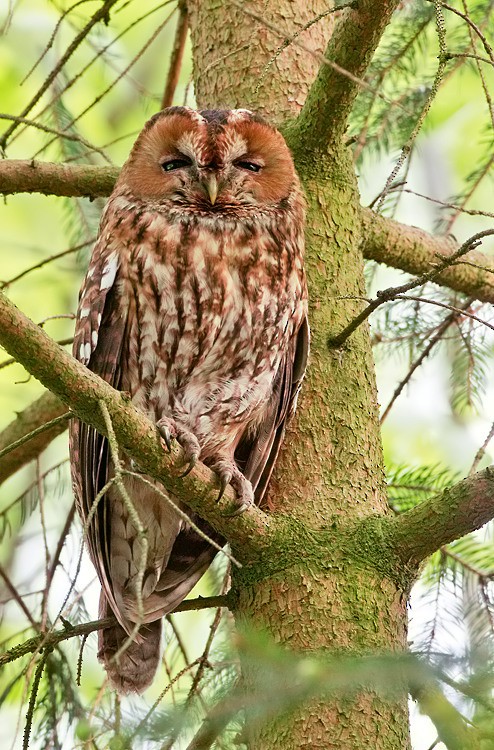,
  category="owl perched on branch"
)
[69,107,308,693]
